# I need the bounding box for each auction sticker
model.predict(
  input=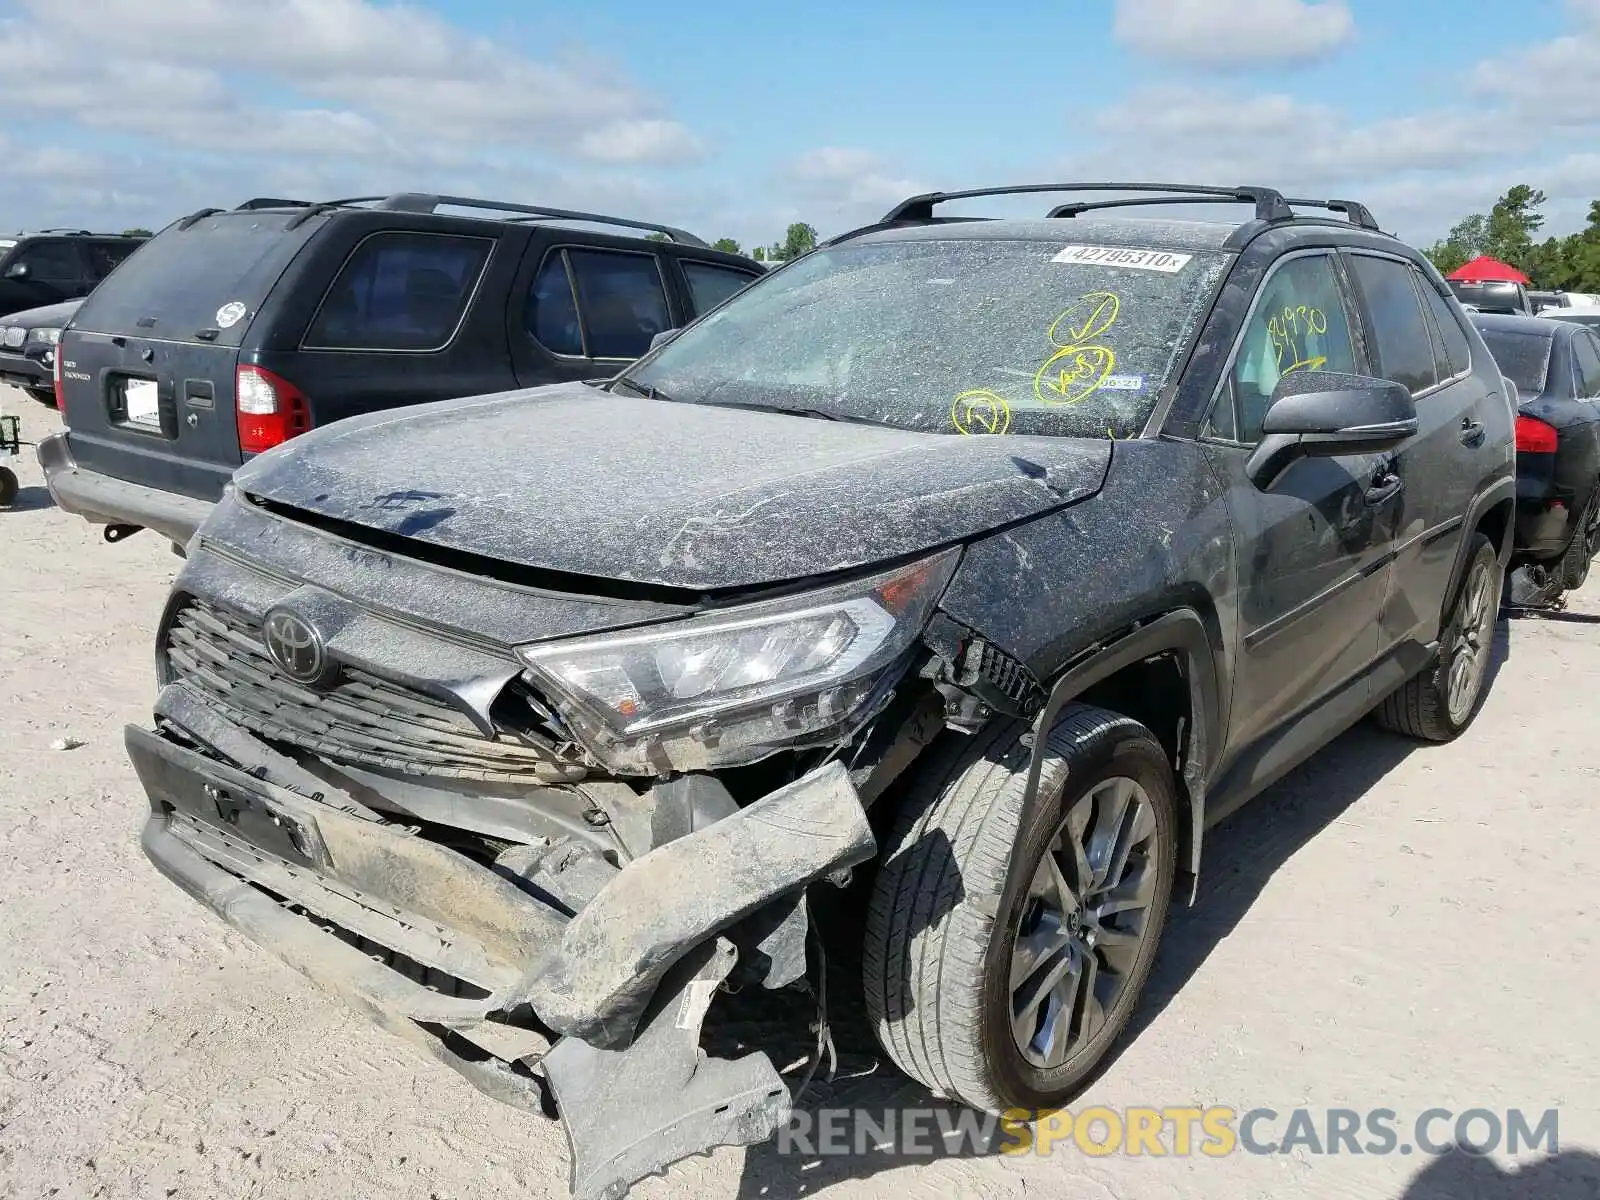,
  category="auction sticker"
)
[215,301,248,329]
[1099,374,1146,390]
[1053,244,1192,273]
